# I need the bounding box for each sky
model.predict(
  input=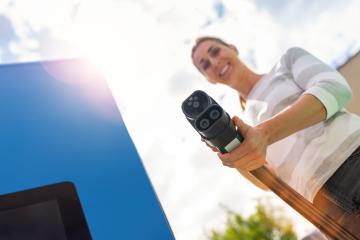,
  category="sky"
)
[1,0,360,239]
